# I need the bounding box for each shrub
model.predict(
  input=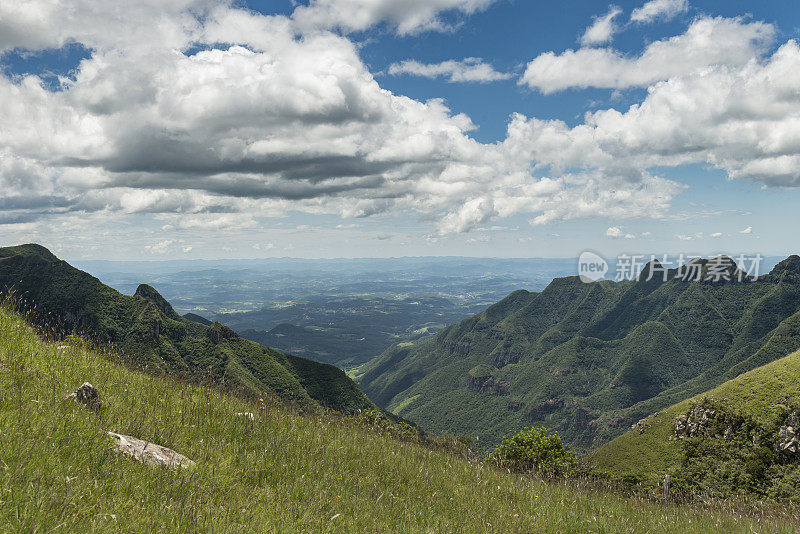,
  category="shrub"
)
[353,409,421,443]
[487,427,576,477]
